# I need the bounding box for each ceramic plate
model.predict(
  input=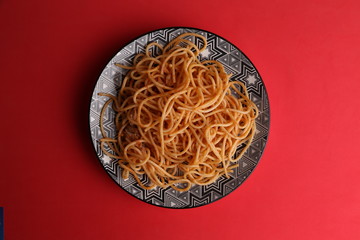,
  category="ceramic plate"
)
[89,27,270,208]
